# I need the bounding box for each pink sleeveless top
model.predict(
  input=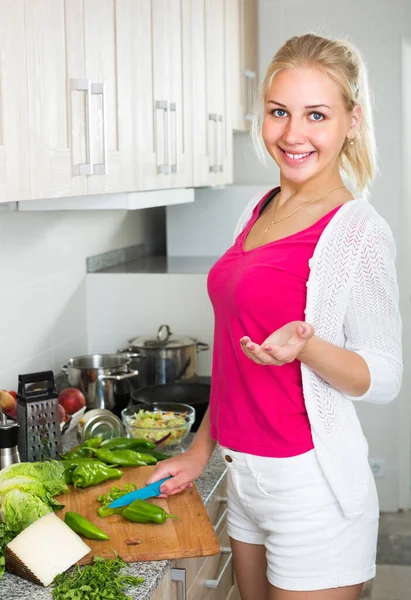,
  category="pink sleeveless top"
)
[207,189,343,457]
